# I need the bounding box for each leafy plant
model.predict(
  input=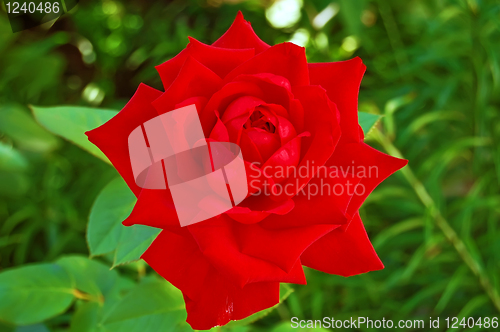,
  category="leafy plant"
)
[0,0,499,331]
